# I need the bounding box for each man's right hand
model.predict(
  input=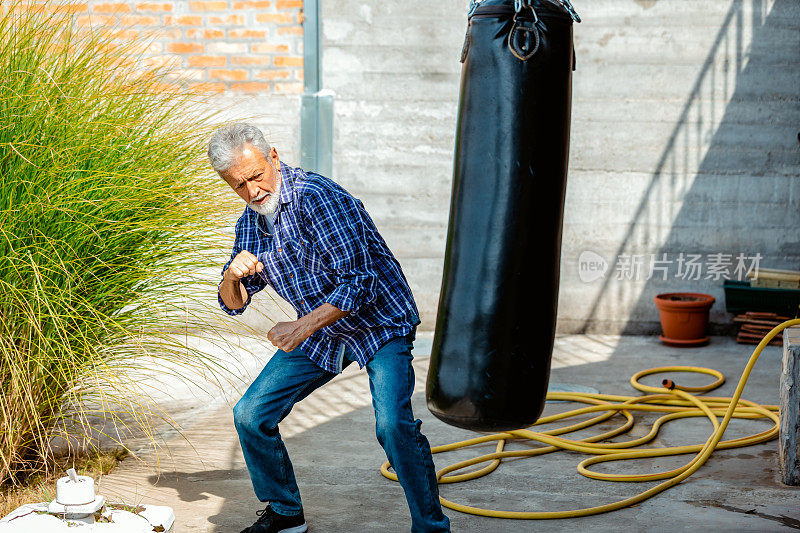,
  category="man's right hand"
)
[224,250,264,282]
